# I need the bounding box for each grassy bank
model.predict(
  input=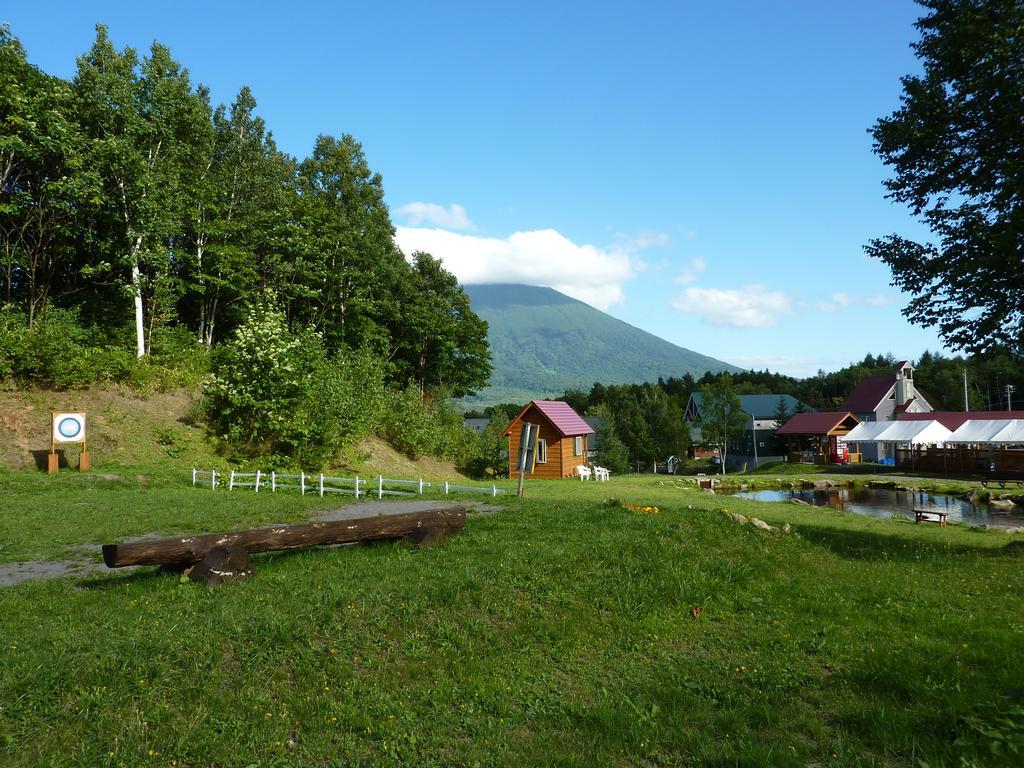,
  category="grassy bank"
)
[2,472,1023,766]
